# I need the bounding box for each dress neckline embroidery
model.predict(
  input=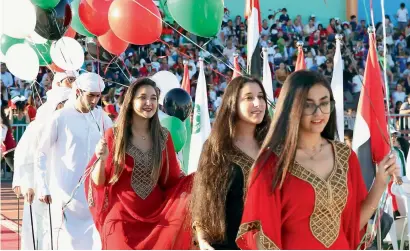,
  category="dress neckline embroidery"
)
[289,140,350,248]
